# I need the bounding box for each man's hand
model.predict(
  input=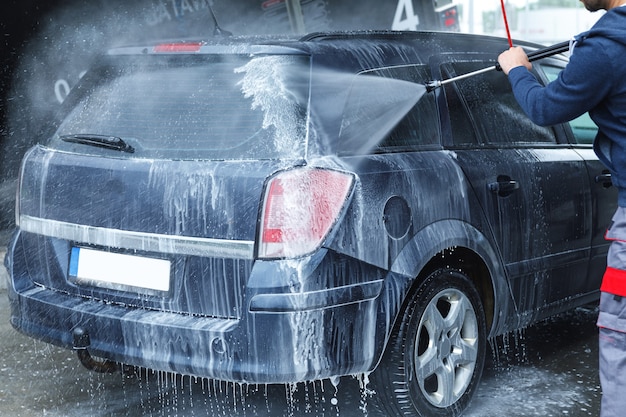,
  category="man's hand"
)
[498,46,532,75]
